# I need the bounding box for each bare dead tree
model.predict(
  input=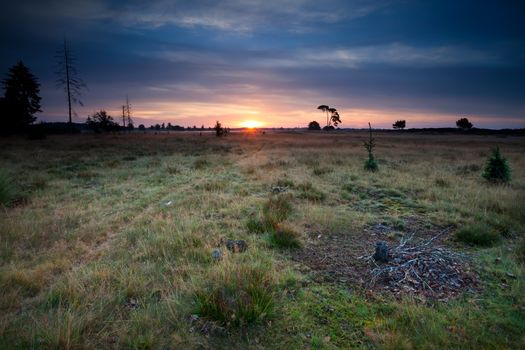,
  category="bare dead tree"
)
[55,37,87,127]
